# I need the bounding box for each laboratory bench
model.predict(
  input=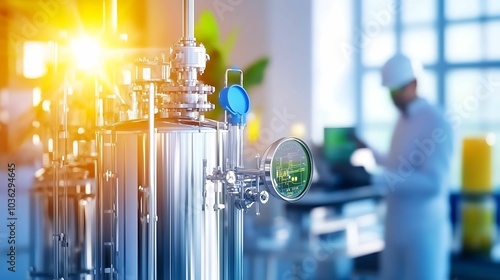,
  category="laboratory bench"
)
[350,189,500,280]
[448,191,500,280]
[354,245,500,280]
[244,184,500,280]
[244,183,385,280]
